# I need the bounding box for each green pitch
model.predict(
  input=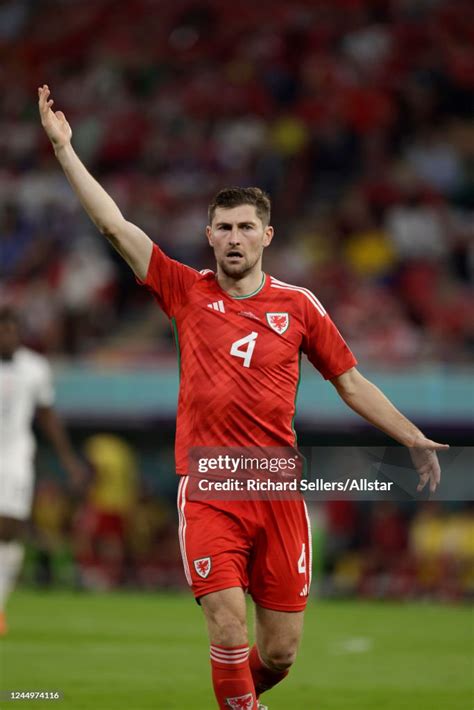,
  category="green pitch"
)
[1,590,472,709]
